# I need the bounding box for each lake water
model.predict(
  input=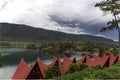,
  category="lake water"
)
[0,46,82,79]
